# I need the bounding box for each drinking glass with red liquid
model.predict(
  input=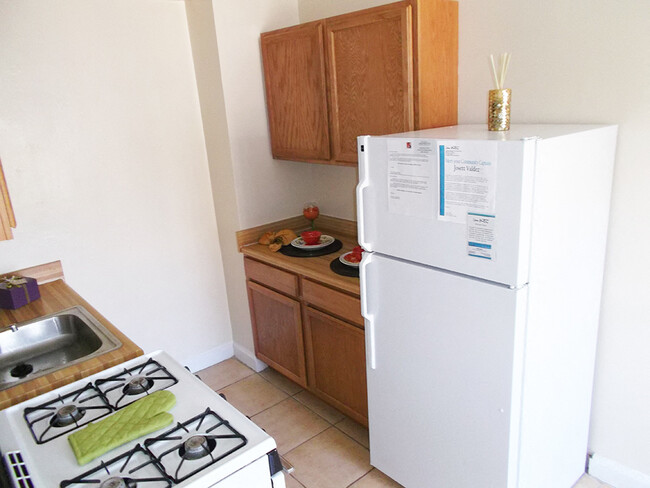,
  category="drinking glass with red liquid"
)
[303,202,319,230]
